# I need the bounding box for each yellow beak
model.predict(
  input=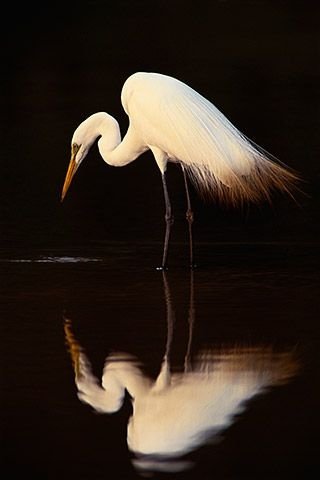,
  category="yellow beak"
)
[61,144,81,202]
[64,316,82,380]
